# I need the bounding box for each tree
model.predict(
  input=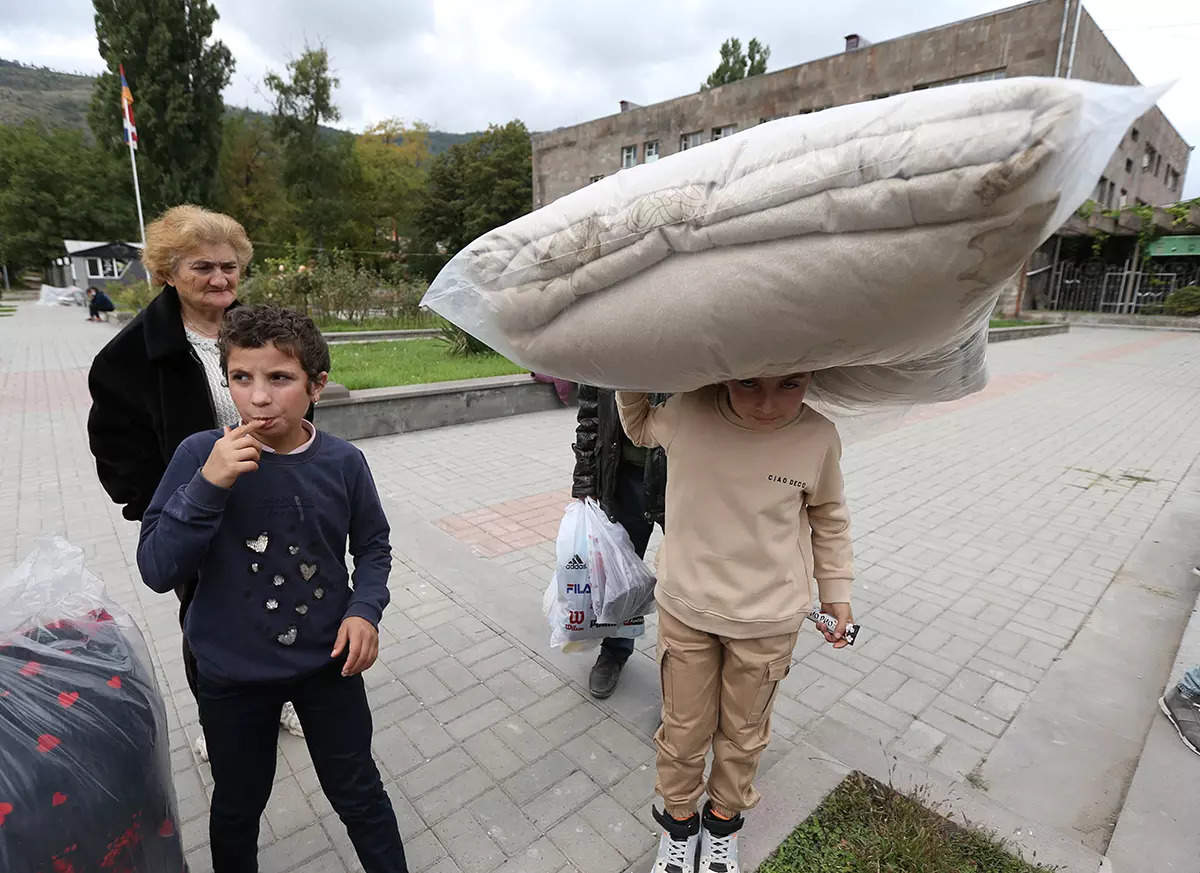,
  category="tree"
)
[89,0,234,211]
[413,121,532,281]
[0,122,136,275]
[214,112,288,245]
[354,119,432,250]
[701,37,771,91]
[264,47,366,250]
